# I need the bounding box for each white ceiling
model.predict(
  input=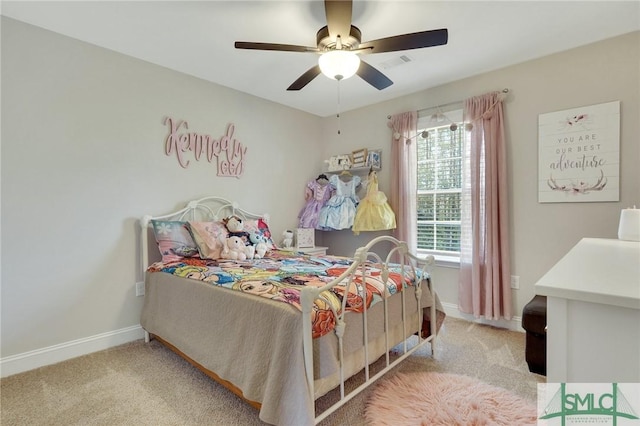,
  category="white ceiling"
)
[2,1,639,117]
